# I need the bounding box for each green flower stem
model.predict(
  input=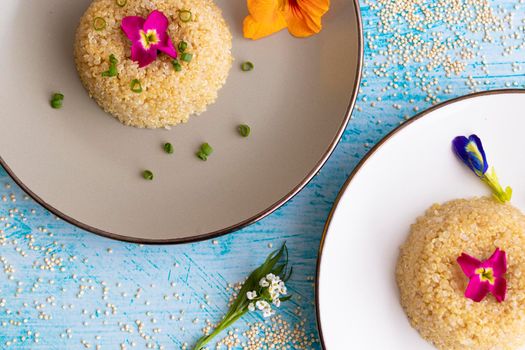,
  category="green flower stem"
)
[482,167,512,203]
[193,309,246,350]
